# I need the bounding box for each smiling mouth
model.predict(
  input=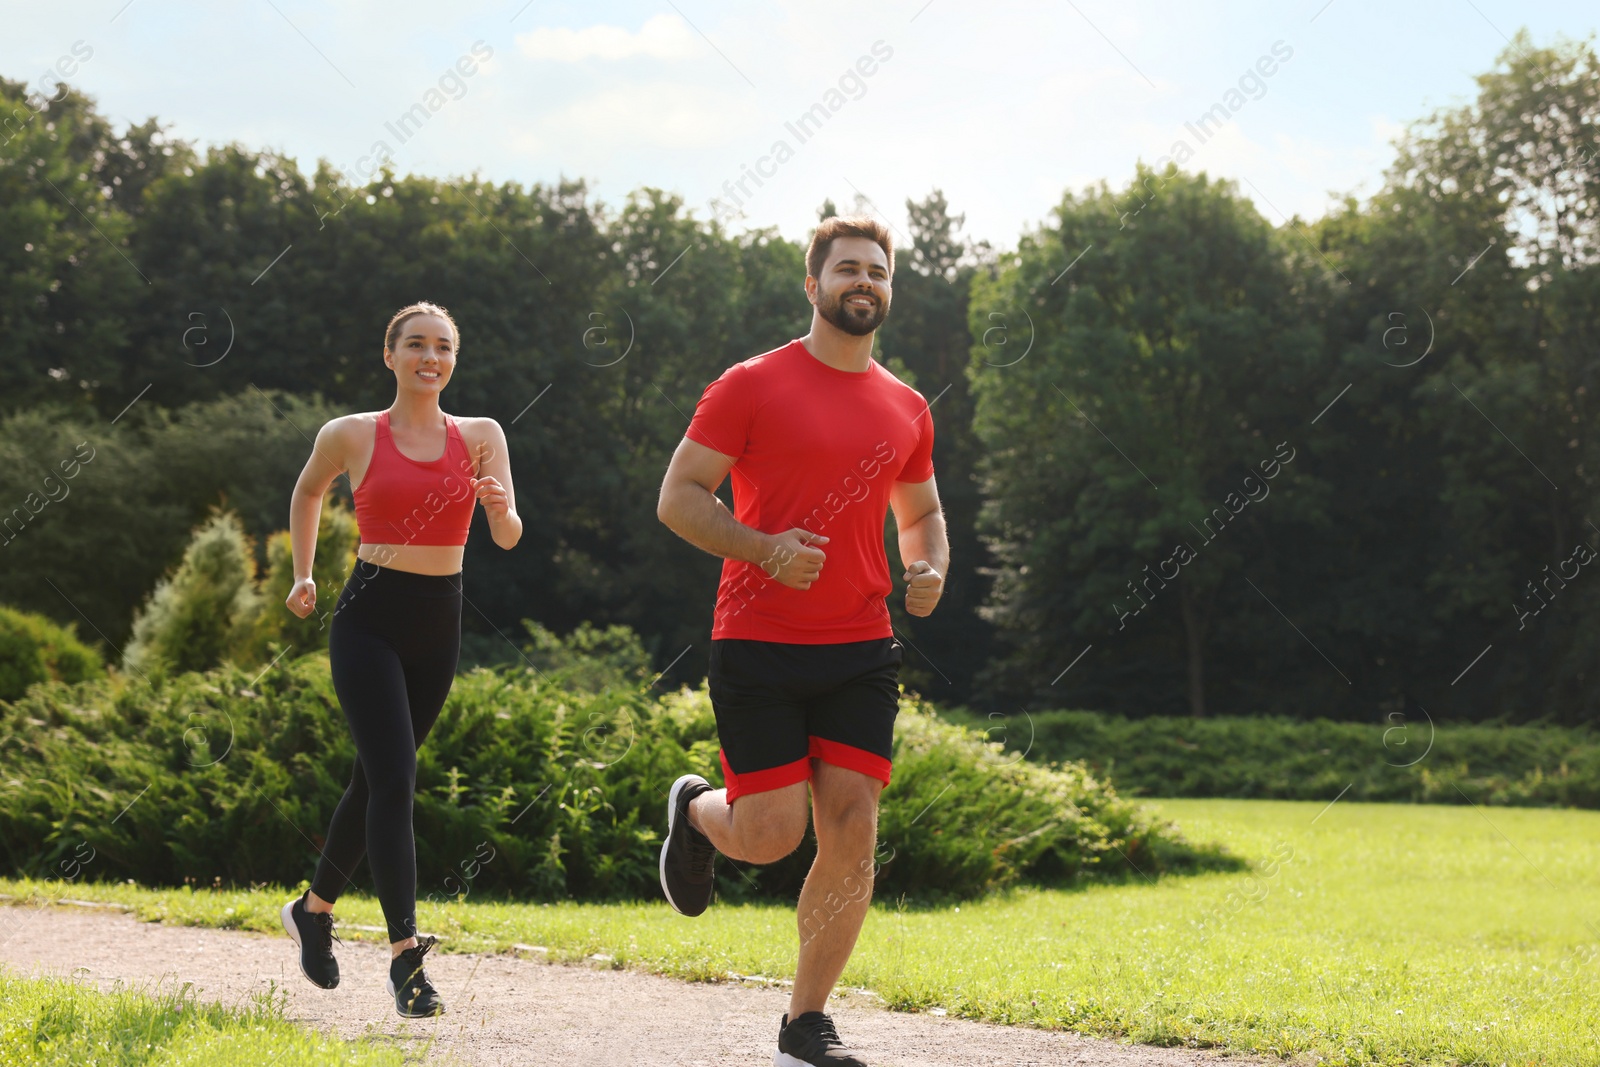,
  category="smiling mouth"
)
[417,369,441,381]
